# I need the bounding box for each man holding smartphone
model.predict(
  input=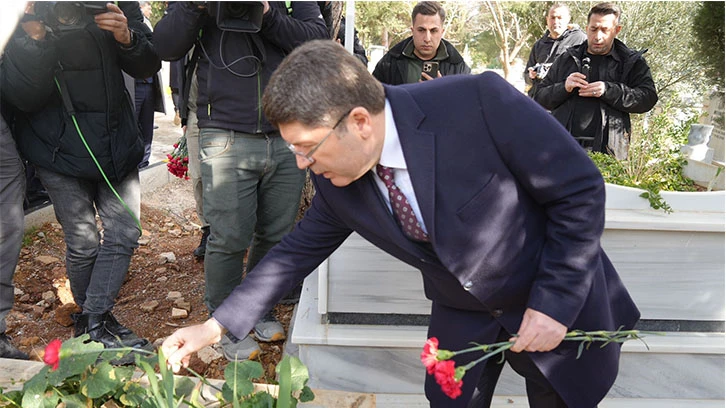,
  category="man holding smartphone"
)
[373,1,470,85]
